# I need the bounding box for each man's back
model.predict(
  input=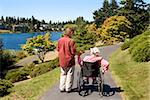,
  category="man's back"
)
[57,36,76,68]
